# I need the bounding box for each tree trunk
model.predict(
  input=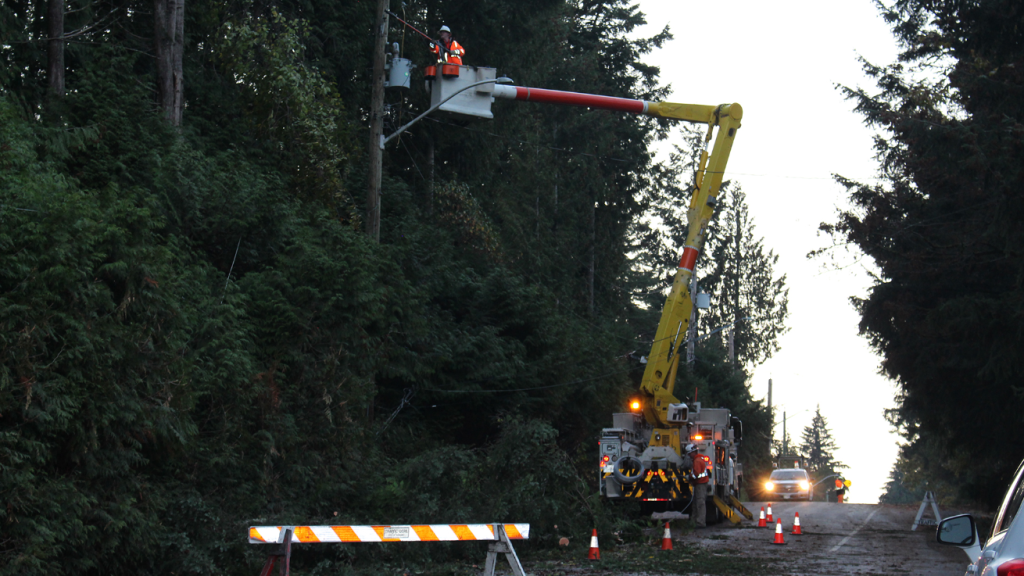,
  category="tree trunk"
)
[47,0,64,99]
[154,0,184,126]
